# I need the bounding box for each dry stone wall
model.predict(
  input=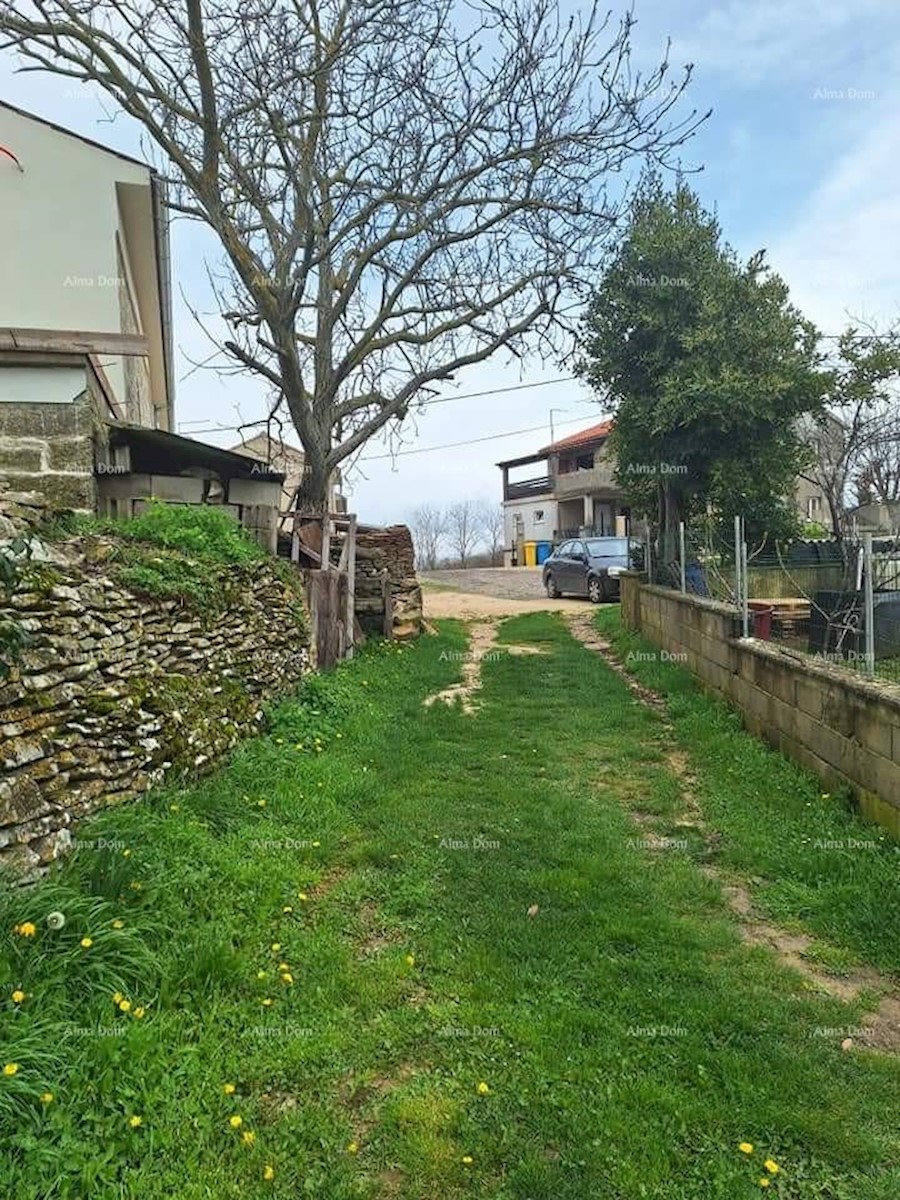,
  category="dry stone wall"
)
[0,486,311,880]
